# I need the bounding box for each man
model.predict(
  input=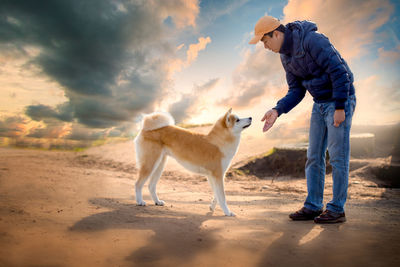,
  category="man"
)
[249,16,356,223]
